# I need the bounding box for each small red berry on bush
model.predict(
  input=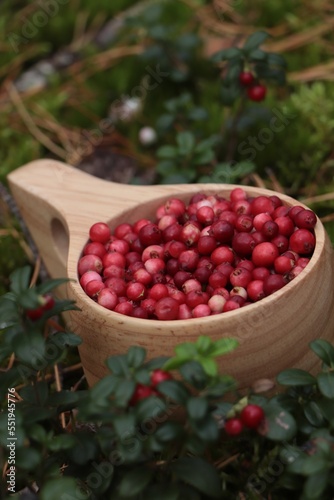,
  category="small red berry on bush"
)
[240,404,265,429]
[247,84,267,102]
[239,71,255,87]
[26,305,44,321]
[225,418,244,436]
[151,369,173,387]
[129,384,157,405]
